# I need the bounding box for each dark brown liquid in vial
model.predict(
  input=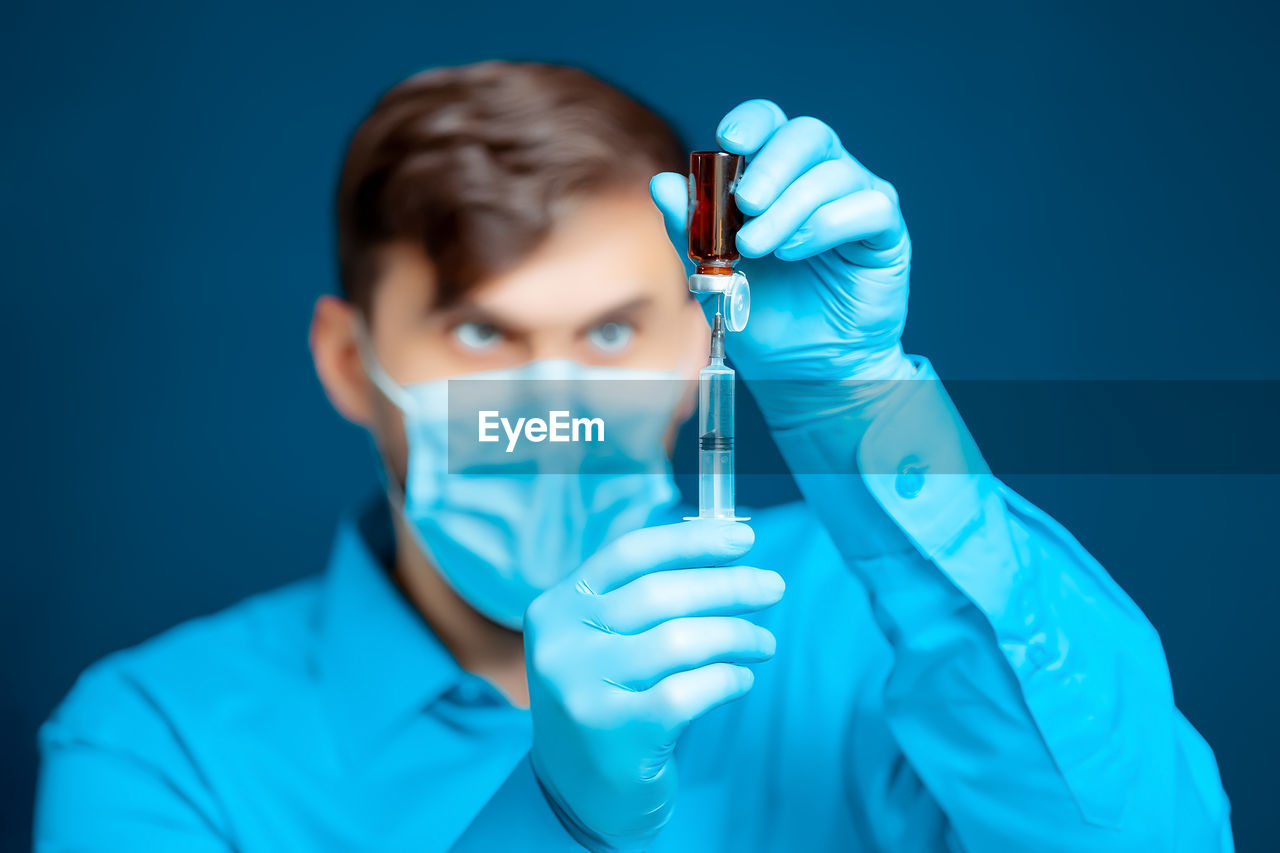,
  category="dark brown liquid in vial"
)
[688,151,745,275]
